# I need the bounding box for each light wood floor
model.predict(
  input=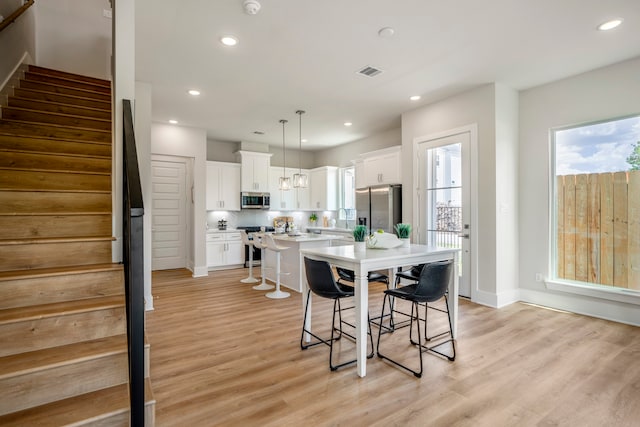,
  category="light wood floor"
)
[147,268,640,427]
